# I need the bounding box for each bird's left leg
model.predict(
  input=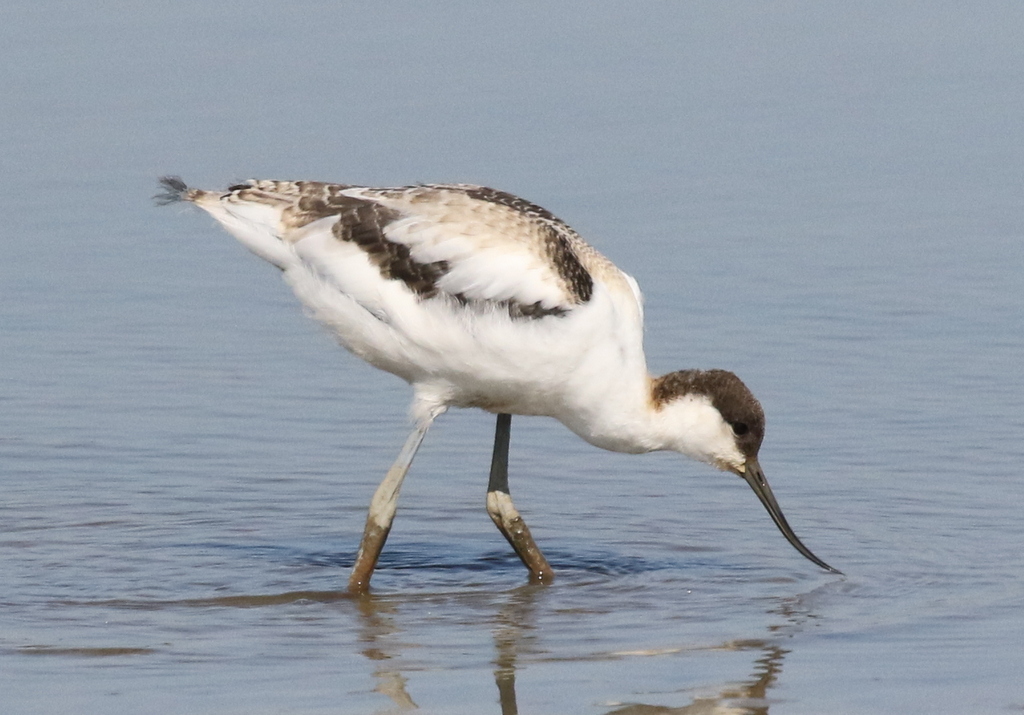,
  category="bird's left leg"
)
[486,413,554,583]
[349,416,434,593]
